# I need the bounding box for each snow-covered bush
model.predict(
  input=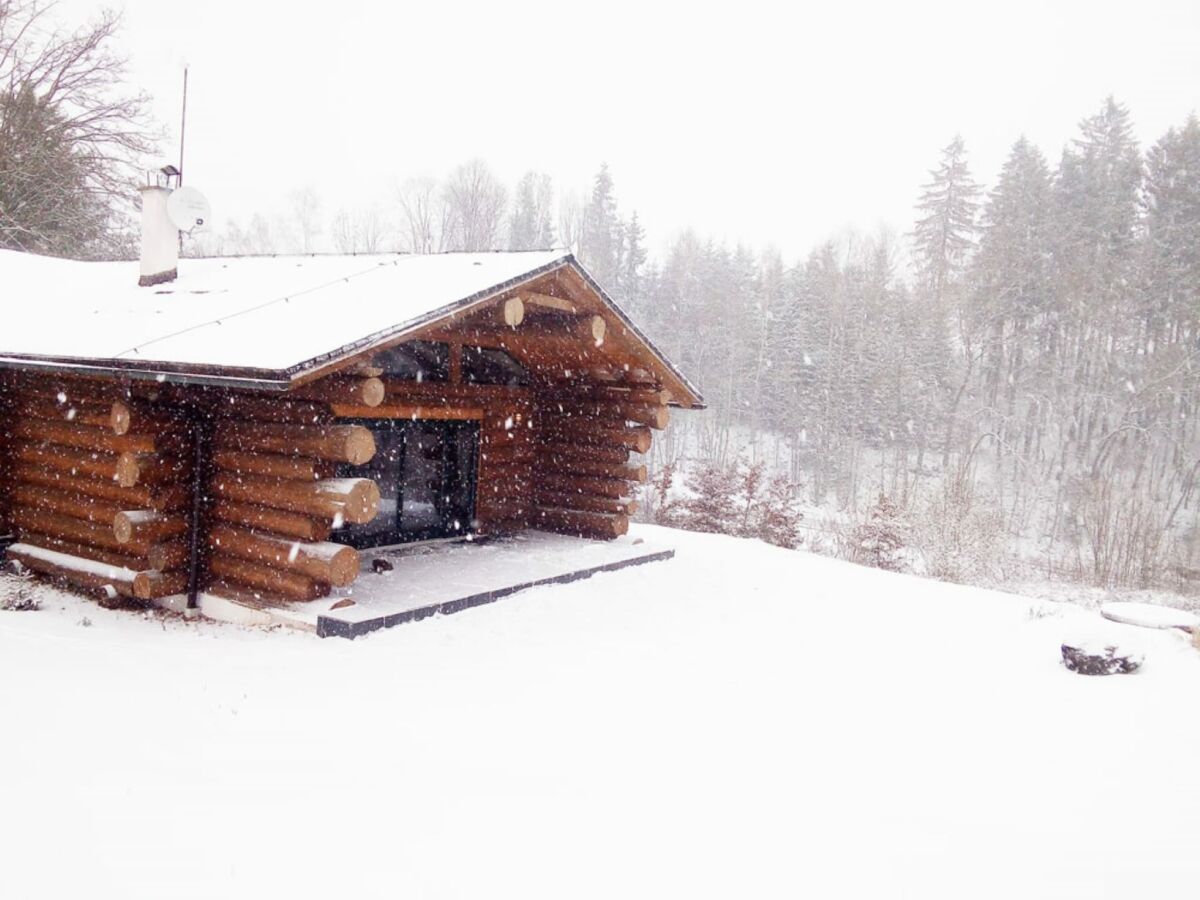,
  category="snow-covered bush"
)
[0,571,40,612]
[669,458,805,548]
[912,482,1003,583]
[849,493,909,572]
[644,461,683,527]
